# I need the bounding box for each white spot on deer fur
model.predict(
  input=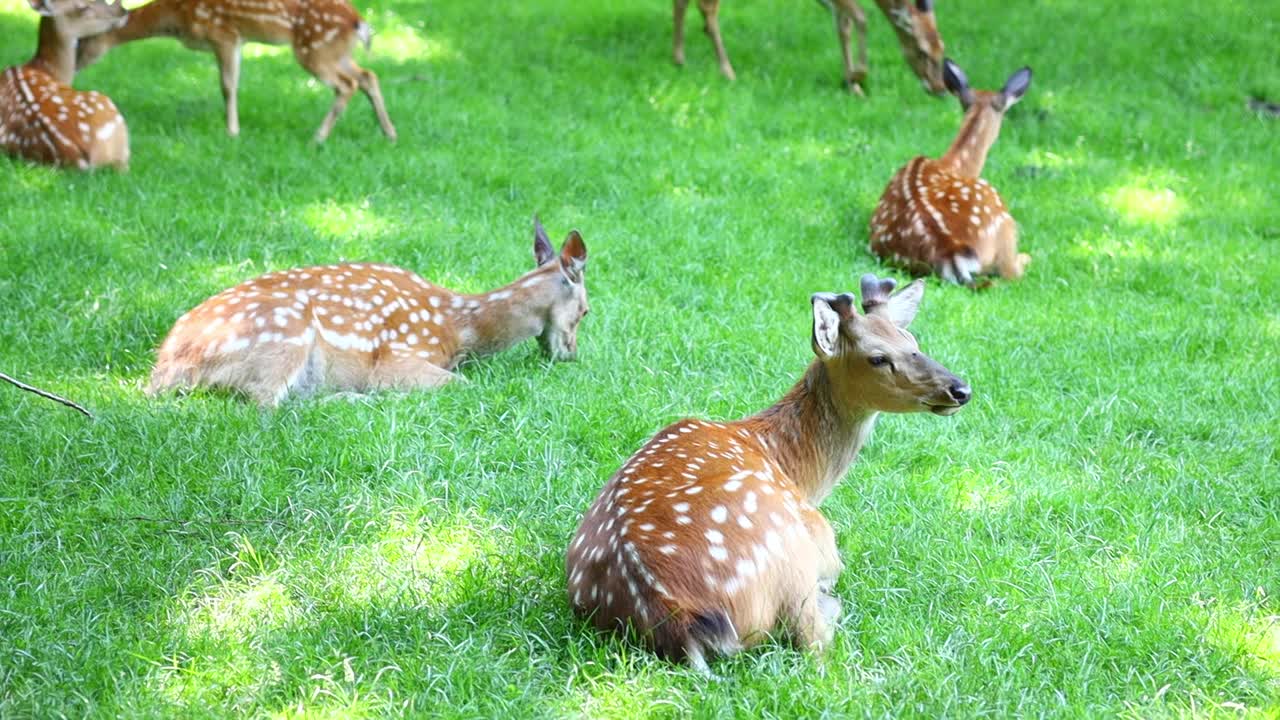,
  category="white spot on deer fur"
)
[684,486,703,495]
[735,558,756,578]
[659,544,678,555]
[705,529,724,544]
[710,506,728,523]
[723,479,743,492]
[737,515,753,529]
[743,492,758,513]
[488,290,512,301]
[708,545,728,562]
[676,515,692,525]
[672,502,690,513]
